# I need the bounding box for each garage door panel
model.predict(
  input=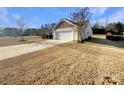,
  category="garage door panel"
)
[56,31,73,40]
